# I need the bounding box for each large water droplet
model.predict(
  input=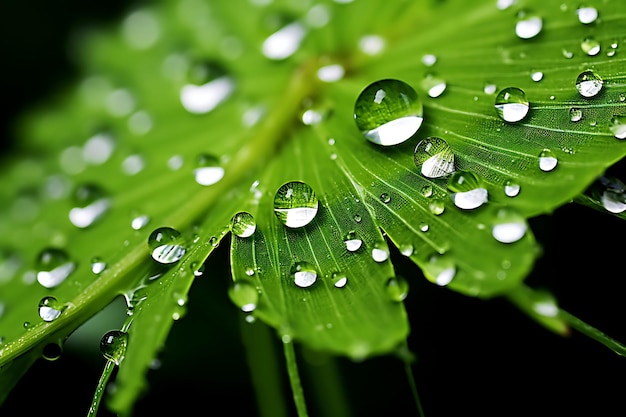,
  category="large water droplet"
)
[538,149,558,172]
[262,22,307,60]
[413,137,455,178]
[609,115,626,139]
[504,179,521,197]
[344,231,363,252]
[371,241,389,262]
[386,276,409,302]
[68,184,111,229]
[148,227,187,264]
[228,281,259,312]
[36,248,76,288]
[180,62,234,114]
[447,171,488,210]
[291,261,317,288]
[331,271,348,288]
[576,70,603,98]
[194,154,225,186]
[100,330,128,365]
[38,296,65,322]
[492,208,528,243]
[273,181,319,228]
[577,6,598,24]
[587,175,626,213]
[495,87,529,122]
[230,211,257,238]
[354,79,423,146]
[515,14,542,39]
